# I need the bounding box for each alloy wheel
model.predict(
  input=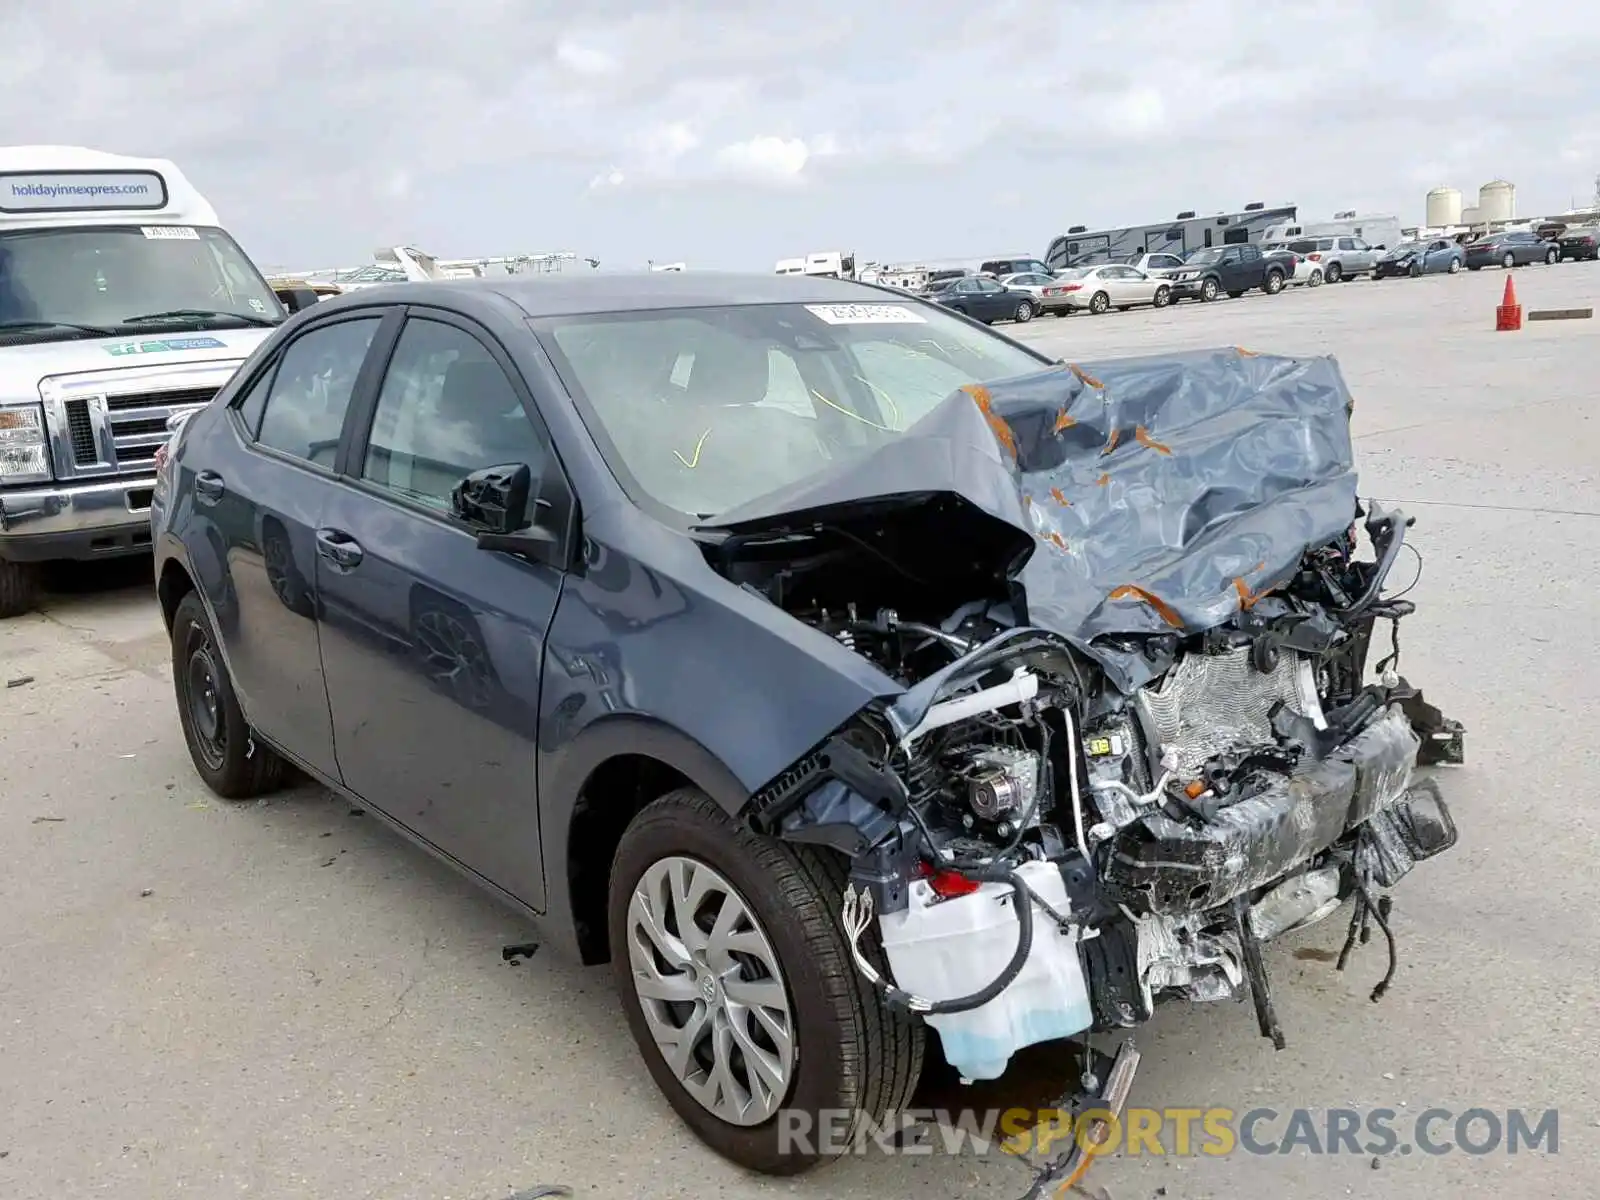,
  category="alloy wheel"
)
[626,855,796,1127]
